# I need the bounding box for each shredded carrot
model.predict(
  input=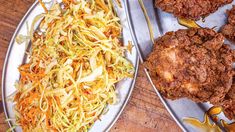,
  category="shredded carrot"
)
[19,71,45,81]
[38,0,48,13]
[95,0,109,13]
[18,64,31,70]
[17,91,41,128]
